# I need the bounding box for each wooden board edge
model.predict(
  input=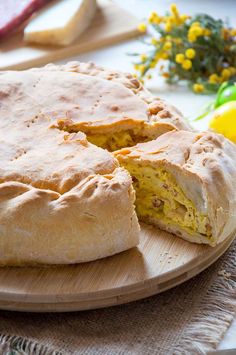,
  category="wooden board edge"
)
[0,230,234,312]
[1,28,140,71]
